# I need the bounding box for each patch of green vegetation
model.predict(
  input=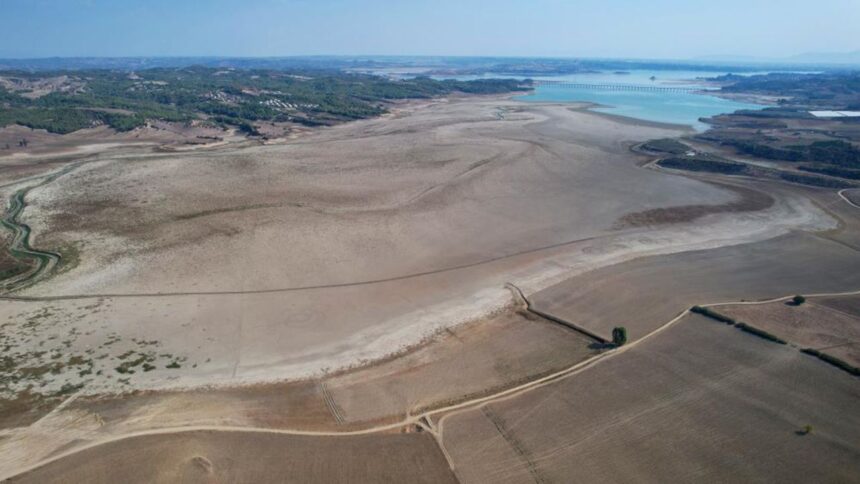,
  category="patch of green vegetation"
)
[55,382,84,396]
[726,141,804,161]
[726,140,860,169]
[798,165,860,180]
[778,171,852,188]
[734,322,787,344]
[0,260,31,281]
[691,306,736,324]
[16,362,66,381]
[53,242,81,276]
[66,355,90,366]
[658,157,747,174]
[641,138,690,155]
[0,68,530,135]
[716,72,860,110]
[114,351,156,374]
[611,327,628,347]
